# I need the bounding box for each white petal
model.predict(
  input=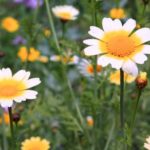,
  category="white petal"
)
[142,45,150,54]
[14,96,26,103]
[83,39,99,46]
[26,78,41,88]
[109,57,123,69]
[88,26,104,39]
[122,60,138,76]
[132,53,147,64]
[97,55,110,67]
[13,70,30,81]
[0,68,12,79]
[24,90,38,99]
[122,19,136,34]
[0,100,13,108]
[102,18,122,32]
[132,28,150,44]
[84,46,101,56]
